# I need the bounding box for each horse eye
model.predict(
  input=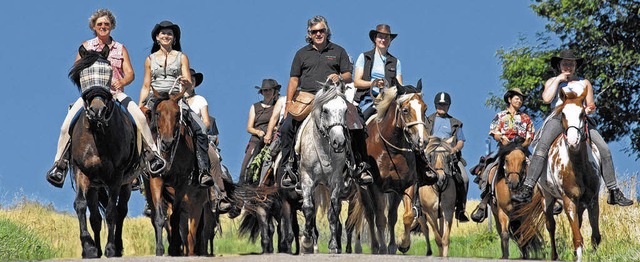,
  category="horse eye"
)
[402,108,409,114]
